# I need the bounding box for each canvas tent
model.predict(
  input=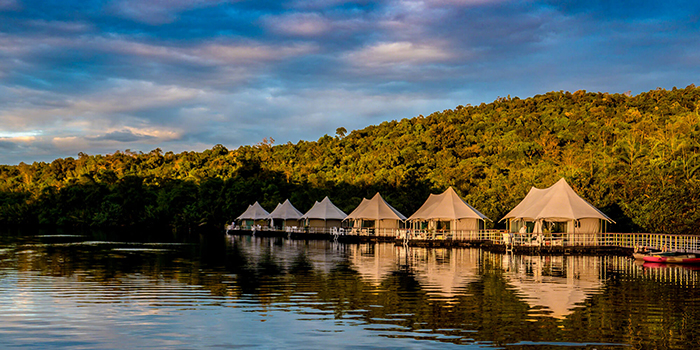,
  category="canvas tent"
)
[501,178,614,234]
[268,199,304,229]
[300,196,347,231]
[345,193,407,236]
[236,201,271,228]
[408,187,491,234]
